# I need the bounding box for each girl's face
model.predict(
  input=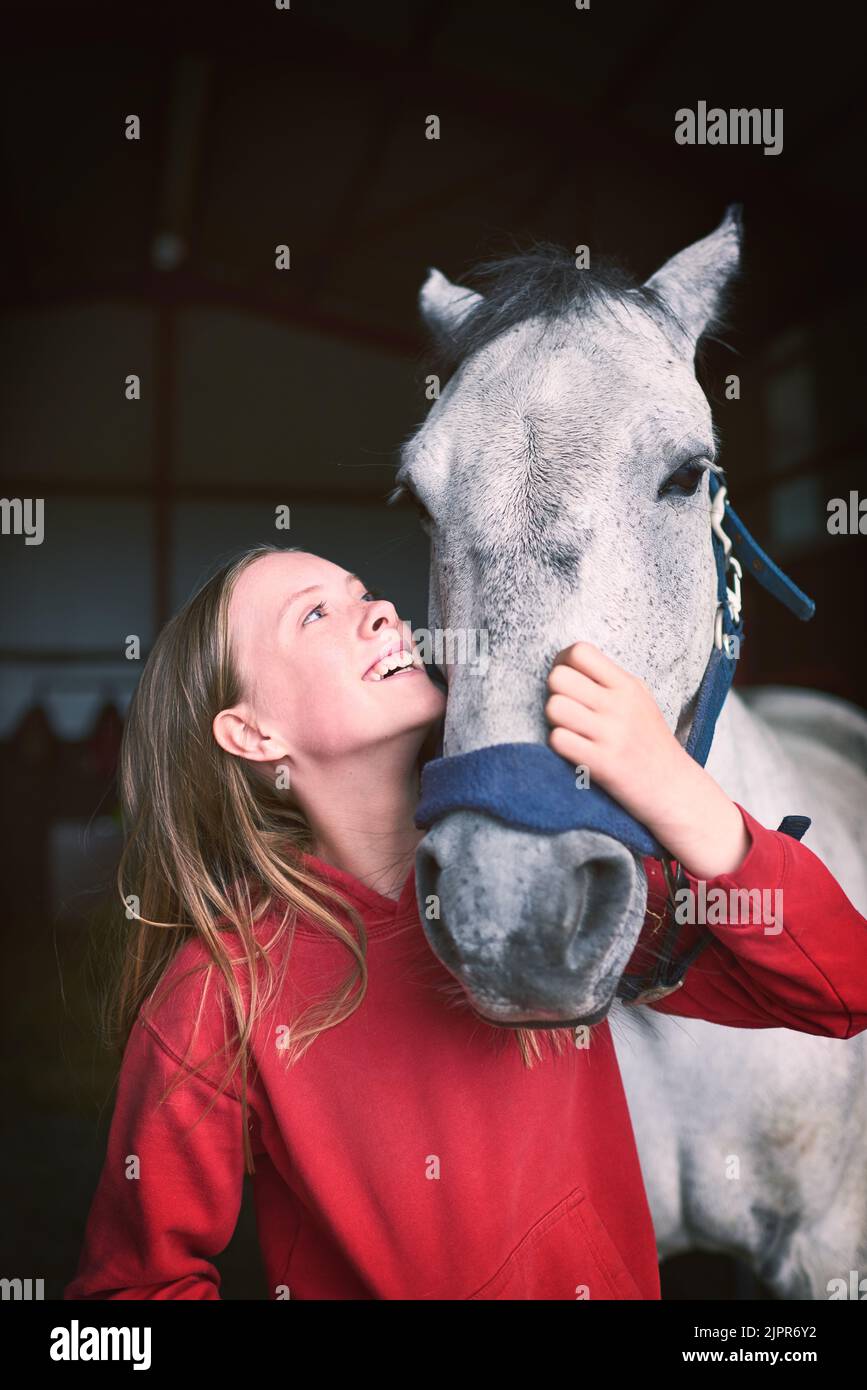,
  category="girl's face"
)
[214,550,446,776]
